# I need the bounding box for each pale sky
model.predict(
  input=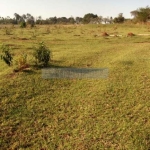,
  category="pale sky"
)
[0,0,149,19]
